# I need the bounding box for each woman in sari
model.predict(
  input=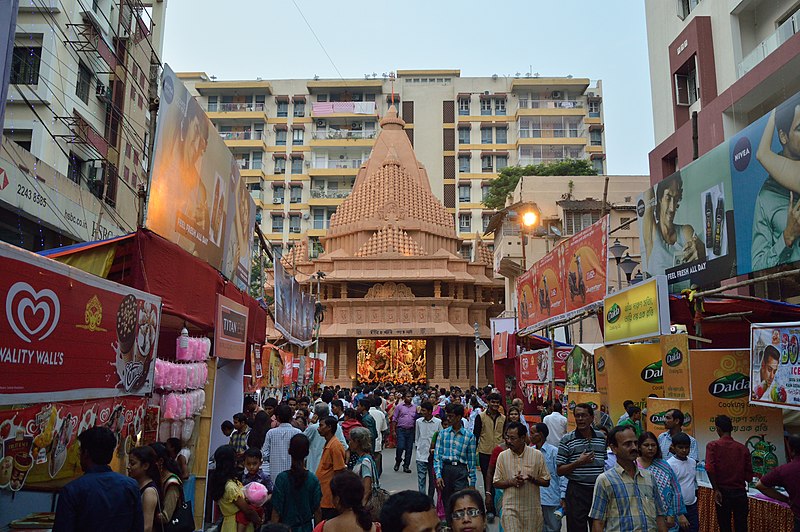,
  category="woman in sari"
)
[384,392,397,449]
[636,431,687,532]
